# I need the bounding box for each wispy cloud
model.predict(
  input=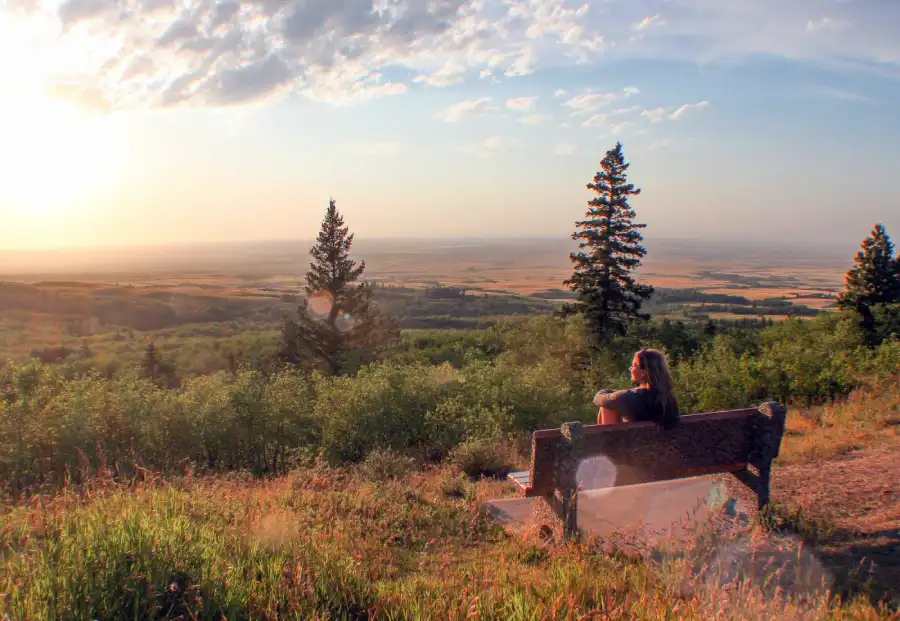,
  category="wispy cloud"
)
[564,87,639,113]
[366,142,405,156]
[13,0,900,114]
[638,101,709,126]
[413,59,467,87]
[640,107,668,123]
[582,114,608,128]
[554,143,576,155]
[507,96,538,112]
[670,100,709,120]
[806,16,845,33]
[818,87,872,103]
[633,14,666,31]
[435,97,497,123]
[463,136,503,158]
[520,114,551,125]
[28,0,610,111]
